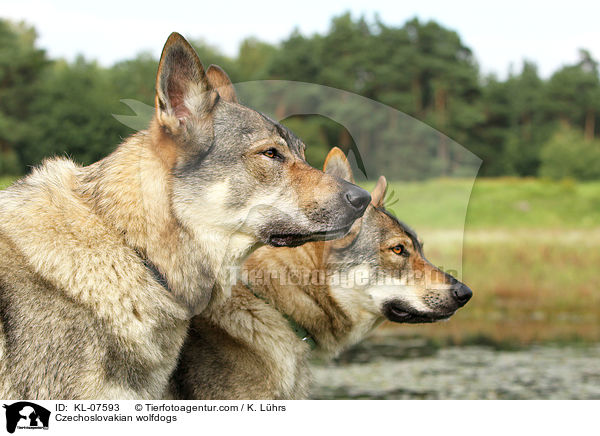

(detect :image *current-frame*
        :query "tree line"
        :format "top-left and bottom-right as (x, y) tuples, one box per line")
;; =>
(1, 13), (599, 179)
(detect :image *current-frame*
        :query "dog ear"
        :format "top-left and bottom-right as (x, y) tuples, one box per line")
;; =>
(206, 64), (238, 104)
(323, 147), (354, 183)
(155, 32), (217, 133)
(370, 175), (387, 208)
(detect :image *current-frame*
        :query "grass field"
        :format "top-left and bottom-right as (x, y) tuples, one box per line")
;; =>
(366, 177), (600, 230)
(1, 174), (598, 345)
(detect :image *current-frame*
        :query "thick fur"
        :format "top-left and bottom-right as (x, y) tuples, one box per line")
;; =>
(0, 146), (188, 399)
(170, 149), (473, 400)
(0, 34), (369, 399)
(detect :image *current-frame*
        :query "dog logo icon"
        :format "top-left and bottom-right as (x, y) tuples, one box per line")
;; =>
(3, 402), (50, 433)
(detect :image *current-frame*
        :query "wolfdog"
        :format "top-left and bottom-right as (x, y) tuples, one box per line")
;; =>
(170, 148), (472, 399)
(0, 34), (370, 399)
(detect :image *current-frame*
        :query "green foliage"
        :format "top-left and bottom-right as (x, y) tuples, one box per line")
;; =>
(545, 50), (600, 137)
(1, 14), (600, 179)
(23, 57), (130, 168)
(539, 126), (600, 180)
(189, 39), (239, 81)
(265, 14), (486, 179)
(280, 114), (361, 170)
(281, 115), (332, 168)
(0, 19), (48, 174)
(237, 37), (277, 80)
(110, 52), (157, 105)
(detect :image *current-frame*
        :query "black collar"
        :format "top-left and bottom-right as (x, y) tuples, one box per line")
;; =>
(135, 249), (172, 293)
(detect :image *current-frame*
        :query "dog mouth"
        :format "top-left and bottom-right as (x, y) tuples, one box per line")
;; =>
(268, 224), (353, 247)
(383, 300), (454, 324)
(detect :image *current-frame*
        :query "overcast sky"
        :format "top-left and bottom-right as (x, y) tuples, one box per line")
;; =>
(3, 0), (598, 78)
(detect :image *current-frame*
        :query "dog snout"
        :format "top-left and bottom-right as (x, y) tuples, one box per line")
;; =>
(343, 184), (371, 215)
(451, 283), (473, 307)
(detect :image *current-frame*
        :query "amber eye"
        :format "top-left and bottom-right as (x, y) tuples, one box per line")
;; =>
(391, 244), (406, 256)
(262, 148), (278, 158)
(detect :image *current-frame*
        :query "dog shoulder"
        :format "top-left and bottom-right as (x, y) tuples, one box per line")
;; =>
(0, 157), (183, 331)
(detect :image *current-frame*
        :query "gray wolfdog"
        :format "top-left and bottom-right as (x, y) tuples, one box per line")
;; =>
(169, 148), (472, 399)
(0, 33), (370, 399)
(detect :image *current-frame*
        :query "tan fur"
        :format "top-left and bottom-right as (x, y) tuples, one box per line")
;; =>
(0, 132), (196, 398)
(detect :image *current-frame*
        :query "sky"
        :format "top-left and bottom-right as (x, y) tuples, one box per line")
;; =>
(3, 0), (599, 79)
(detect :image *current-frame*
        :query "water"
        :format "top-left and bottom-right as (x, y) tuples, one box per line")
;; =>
(309, 335), (600, 399)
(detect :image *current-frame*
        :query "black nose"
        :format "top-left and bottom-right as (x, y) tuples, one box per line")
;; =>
(344, 185), (371, 213)
(451, 283), (473, 307)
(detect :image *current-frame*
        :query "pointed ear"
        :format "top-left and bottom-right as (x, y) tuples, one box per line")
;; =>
(155, 32), (216, 132)
(323, 147), (354, 182)
(206, 64), (238, 104)
(370, 176), (387, 208)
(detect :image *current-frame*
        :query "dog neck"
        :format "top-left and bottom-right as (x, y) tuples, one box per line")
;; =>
(241, 280), (317, 350)
(206, 242), (360, 355)
(77, 126), (259, 317)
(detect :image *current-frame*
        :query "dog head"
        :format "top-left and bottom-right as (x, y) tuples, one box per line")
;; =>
(152, 33), (370, 248)
(324, 150), (472, 327)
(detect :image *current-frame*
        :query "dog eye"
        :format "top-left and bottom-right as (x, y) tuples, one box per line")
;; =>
(391, 244), (406, 256)
(262, 148), (278, 159)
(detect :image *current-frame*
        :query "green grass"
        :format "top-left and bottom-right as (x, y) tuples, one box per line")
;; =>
(0, 177), (15, 190)
(466, 178), (600, 229)
(361, 177), (600, 230)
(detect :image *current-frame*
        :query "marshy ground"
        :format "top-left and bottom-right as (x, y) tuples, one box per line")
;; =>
(310, 334), (600, 399)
